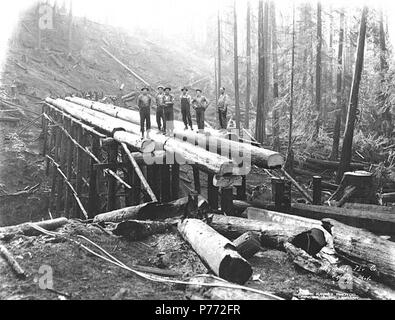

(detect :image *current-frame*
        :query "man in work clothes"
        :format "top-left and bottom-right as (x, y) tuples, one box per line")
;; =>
(163, 87), (175, 135)
(155, 85), (165, 131)
(136, 87), (152, 137)
(217, 87), (229, 129)
(180, 87), (193, 130)
(192, 89), (210, 131)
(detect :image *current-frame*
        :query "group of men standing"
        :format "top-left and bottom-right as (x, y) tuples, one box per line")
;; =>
(136, 85), (230, 137)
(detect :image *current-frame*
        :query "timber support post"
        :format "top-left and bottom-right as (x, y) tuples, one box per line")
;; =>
(312, 175), (322, 205)
(193, 166), (201, 194)
(221, 187), (234, 215)
(236, 176), (247, 200)
(88, 135), (100, 218)
(106, 141), (118, 211)
(161, 164), (171, 202)
(208, 173), (219, 209)
(171, 164), (180, 200)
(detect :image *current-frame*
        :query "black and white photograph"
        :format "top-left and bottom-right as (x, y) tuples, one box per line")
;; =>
(0, 0), (394, 304)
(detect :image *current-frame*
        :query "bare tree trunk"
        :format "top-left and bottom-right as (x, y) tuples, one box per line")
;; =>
(337, 7), (368, 183)
(314, 2), (322, 139)
(245, 0), (251, 129)
(286, 3), (296, 171)
(271, 1), (280, 152)
(330, 11), (344, 160)
(217, 8), (222, 92)
(68, 0), (73, 54)
(234, 0), (240, 129)
(255, 0), (265, 143)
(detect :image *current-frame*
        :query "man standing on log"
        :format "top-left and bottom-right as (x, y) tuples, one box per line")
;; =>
(155, 85), (165, 132)
(163, 87), (175, 135)
(192, 89), (210, 132)
(217, 87), (229, 129)
(137, 87), (152, 137)
(180, 87), (193, 130)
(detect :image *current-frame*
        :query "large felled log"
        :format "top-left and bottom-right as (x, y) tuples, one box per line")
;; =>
(178, 219), (252, 284)
(45, 98), (155, 153)
(209, 214), (307, 250)
(186, 275), (282, 300)
(57, 98), (234, 176)
(284, 242), (395, 300)
(93, 196), (208, 223)
(382, 192), (395, 203)
(291, 203), (395, 235)
(66, 97), (283, 169)
(66, 96), (237, 140)
(343, 202), (395, 214)
(111, 220), (172, 241)
(305, 158), (366, 170)
(0, 218), (68, 239)
(323, 218), (395, 289)
(245, 207), (321, 229)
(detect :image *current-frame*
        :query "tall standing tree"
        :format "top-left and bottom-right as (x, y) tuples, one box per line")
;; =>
(377, 10), (392, 137)
(233, 0), (240, 129)
(330, 10), (345, 160)
(337, 7), (368, 182)
(217, 7), (222, 94)
(314, 2), (322, 139)
(245, 0), (251, 129)
(286, 3), (296, 172)
(68, 0), (73, 55)
(271, 1), (280, 151)
(255, 0), (266, 143)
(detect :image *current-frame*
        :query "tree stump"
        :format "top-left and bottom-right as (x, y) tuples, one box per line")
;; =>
(329, 171), (378, 206)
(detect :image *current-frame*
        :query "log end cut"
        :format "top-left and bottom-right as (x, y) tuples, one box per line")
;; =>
(219, 253), (253, 285)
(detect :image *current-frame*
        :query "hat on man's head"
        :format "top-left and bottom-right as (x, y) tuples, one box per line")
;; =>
(164, 87), (172, 91)
(157, 85), (164, 90)
(141, 87), (149, 92)
(181, 87), (188, 92)
(195, 88), (202, 93)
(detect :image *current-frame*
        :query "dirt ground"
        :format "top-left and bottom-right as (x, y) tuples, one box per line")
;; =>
(0, 219), (359, 300)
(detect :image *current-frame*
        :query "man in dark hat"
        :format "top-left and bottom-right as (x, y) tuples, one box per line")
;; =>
(180, 87), (193, 130)
(163, 87), (174, 135)
(155, 85), (165, 131)
(136, 87), (152, 137)
(192, 89), (210, 131)
(217, 87), (229, 129)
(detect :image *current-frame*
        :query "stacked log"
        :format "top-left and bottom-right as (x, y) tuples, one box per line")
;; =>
(45, 98), (155, 153)
(65, 97), (284, 170)
(46, 98), (234, 176)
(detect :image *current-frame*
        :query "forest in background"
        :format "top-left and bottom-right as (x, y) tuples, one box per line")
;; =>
(192, 0), (394, 189)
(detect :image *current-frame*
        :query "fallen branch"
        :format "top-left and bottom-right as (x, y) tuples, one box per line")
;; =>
(121, 143), (157, 201)
(0, 217), (68, 240)
(0, 244), (26, 279)
(281, 168), (313, 203)
(0, 184), (40, 198)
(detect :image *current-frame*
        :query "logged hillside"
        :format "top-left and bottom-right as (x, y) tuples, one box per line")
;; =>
(1, 6), (214, 113)
(0, 6), (215, 227)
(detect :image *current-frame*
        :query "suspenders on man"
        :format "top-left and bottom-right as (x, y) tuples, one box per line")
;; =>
(180, 87), (193, 130)
(192, 89), (209, 131)
(137, 87), (152, 137)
